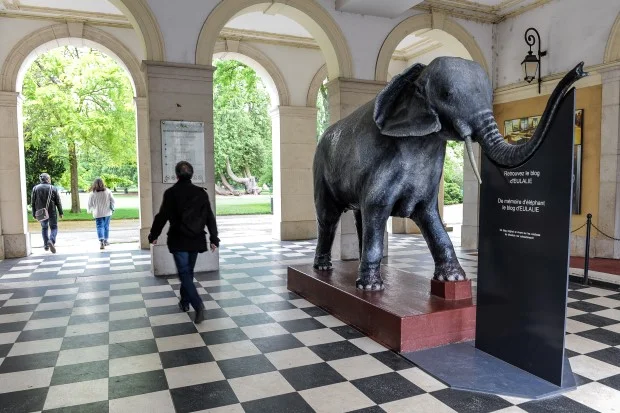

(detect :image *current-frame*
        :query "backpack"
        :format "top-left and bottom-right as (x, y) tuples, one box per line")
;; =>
(179, 188), (209, 238)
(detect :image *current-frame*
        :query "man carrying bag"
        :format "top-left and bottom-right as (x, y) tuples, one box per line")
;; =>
(148, 161), (219, 324)
(31, 173), (63, 253)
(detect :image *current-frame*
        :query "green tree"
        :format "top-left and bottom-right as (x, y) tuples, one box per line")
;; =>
(316, 81), (329, 139)
(213, 60), (272, 186)
(22, 46), (136, 212)
(24, 142), (66, 203)
(443, 141), (464, 205)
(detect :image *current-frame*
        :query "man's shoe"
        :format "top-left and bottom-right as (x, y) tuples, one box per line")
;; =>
(178, 301), (189, 312)
(100, 240), (105, 250)
(104, 240), (110, 246)
(194, 308), (205, 324)
(47, 241), (56, 254)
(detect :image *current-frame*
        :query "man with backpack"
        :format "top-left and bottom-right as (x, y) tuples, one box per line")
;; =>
(31, 173), (63, 253)
(148, 161), (219, 324)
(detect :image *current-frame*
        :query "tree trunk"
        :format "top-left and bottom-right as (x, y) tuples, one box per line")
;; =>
(220, 173), (240, 196)
(215, 184), (231, 196)
(68, 141), (80, 213)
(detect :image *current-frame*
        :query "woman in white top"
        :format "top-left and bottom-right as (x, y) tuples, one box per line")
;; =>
(87, 178), (115, 249)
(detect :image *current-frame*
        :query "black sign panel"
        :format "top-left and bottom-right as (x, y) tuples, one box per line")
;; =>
(475, 90), (575, 386)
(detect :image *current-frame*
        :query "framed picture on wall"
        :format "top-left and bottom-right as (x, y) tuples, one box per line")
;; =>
(503, 109), (583, 214)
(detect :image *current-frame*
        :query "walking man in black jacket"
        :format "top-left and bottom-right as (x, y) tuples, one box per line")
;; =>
(31, 173), (63, 253)
(148, 161), (219, 324)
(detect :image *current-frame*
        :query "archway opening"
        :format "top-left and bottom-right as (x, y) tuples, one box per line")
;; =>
(19, 44), (141, 253)
(386, 29), (475, 243)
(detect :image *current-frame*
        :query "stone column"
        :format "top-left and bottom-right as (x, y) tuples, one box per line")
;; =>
(0, 92), (30, 258)
(461, 143), (481, 249)
(271, 106), (318, 240)
(596, 65), (620, 258)
(143, 62), (218, 275)
(135, 97), (153, 249)
(327, 78), (387, 260)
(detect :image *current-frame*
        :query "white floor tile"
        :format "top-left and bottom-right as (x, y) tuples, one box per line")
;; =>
(248, 294), (285, 304)
(266, 347), (323, 370)
(0, 367), (54, 394)
(8, 337), (63, 356)
(208, 340), (261, 361)
(145, 297), (180, 308)
(72, 304), (109, 316)
(110, 294), (143, 304)
(156, 333), (205, 352)
(289, 299), (314, 308)
(149, 313), (192, 327)
(65, 321), (109, 337)
(44, 287), (79, 296)
(109, 327), (154, 344)
(566, 318), (598, 333)
(109, 353), (162, 377)
(4, 297), (42, 306)
(300, 382), (374, 413)
(43, 378), (108, 410)
(267, 309), (311, 322)
(110, 282), (140, 290)
(140, 285), (173, 294)
(565, 333), (610, 354)
(315, 315), (346, 328)
(241, 323), (288, 339)
(195, 317), (237, 333)
(565, 382), (620, 413)
(293, 328), (345, 346)
(228, 371), (295, 403)
(76, 291), (109, 300)
(109, 390), (175, 413)
(593, 309), (620, 322)
(0, 331), (20, 345)
(328, 354), (392, 380)
(56, 345), (109, 366)
(24, 316), (70, 331)
(569, 355), (620, 380)
(398, 367), (448, 392)
(165, 361), (225, 388)
(0, 312), (33, 324)
(381, 394), (457, 413)
(224, 305), (263, 317)
(109, 308), (148, 321)
(233, 282), (264, 291)
(35, 301), (75, 312)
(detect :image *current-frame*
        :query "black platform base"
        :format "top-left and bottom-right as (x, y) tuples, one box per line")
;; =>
(403, 342), (577, 399)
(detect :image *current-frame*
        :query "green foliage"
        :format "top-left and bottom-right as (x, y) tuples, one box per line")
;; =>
(213, 60), (272, 185)
(24, 143), (66, 203)
(444, 141), (464, 205)
(22, 46), (136, 210)
(216, 202), (271, 216)
(27, 208), (138, 222)
(316, 81), (329, 139)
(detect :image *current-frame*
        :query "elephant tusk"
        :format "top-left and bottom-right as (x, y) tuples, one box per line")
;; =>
(464, 136), (482, 185)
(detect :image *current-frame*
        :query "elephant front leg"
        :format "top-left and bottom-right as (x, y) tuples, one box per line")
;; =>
(413, 207), (466, 282)
(357, 209), (388, 291)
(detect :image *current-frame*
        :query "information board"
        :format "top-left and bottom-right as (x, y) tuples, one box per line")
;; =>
(476, 90), (576, 386)
(161, 120), (205, 183)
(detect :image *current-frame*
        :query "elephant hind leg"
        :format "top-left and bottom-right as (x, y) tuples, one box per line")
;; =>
(314, 189), (342, 271)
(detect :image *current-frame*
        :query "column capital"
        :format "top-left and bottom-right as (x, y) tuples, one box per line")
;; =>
(326, 77), (387, 94)
(0, 91), (21, 107)
(271, 105), (317, 119)
(142, 61), (215, 82)
(598, 61), (620, 82)
(134, 96), (148, 109)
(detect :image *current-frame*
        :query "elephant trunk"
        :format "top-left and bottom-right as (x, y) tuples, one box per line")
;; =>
(476, 62), (587, 169)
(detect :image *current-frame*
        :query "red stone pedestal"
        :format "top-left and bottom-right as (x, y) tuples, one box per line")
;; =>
(431, 279), (473, 300)
(287, 262), (476, 352)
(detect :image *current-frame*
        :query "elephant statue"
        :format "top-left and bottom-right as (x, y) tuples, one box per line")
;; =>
(313, 57), (586, 291)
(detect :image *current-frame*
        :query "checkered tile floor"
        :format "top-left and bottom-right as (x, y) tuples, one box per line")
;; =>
(0, 235), (618, 412)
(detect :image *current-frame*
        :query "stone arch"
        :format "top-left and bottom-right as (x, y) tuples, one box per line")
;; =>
(214, 41), (290, 107)
(1, 24), (146, 97)
(604, 12), (620, 63)
(109, 0), (165, 61)
(307, 64), (328, 108)
(375, 13), (489, 82)
(196, 0), (353, 80)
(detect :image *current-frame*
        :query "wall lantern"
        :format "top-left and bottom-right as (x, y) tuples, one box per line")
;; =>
(521, 27), (547, 94)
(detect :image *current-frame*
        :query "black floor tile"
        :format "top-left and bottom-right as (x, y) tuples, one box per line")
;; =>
(0, 351), (58, 373)
(204, 285), (237, 293)
(0, 343), (12, 358)
(16, 326), (66, 342)
(243, 288), (276, 297)
(68, 313), (109, 325)
(565, 349), (580, 358)
(309, 341), (366, 362)
(0, 387), (49, 413)
(519, 395), (599, 413)
(159, 346), (214, 369)
(0, 305), (37, 314)
(218, 354), (276, 379)
(109, 316), (150, 331)
(302, 307), (329, 317)
(146, 305), (182, 317)
(201, 328), (248, 345)
(50, 360), (109, 385)
(431, 388), (512, 413)
(30, 308), (73, 320)
(170, 381), (239, 413)
(61, 333), (109, 350)
(570, 314), (620, 328)
(204, 308), (229, 319)
(142, 290), (177, 300)
(567, 291), (599, 301)
(108, 369), (169, 399)
(280, 362), (347, 391)
(216, 297), (253, 308)
(256, 301), (297, 312)
(587, 346), (620, 367)
(109, 301), (146, 312)
(0, 321), (28, 334)
(242, 392), (314, 413)
(231, 313), (275, 327)
(599, 373), (620, 391)
(573, 373), (592, 386)
(109, 288), (141, 297)
(39, 294), (76, 303)
(74, 297), (109, 307)
(371, 351), (415, 371)
(109, 339), (158, 359)
(152, 322), (197, 338)
(348, 407), (386, 413)
(43, 401), (110, 413)
(331, 325), (365, 340)
(252, 334), (305, 354)
(567, 301), (609, 313)
(577, 328), (620, 346)
(279, 318), (325, 333)
(352, 372), (424, 404)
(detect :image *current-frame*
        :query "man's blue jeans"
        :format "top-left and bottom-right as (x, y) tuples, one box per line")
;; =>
(41, 213), (58, 247)
(95, 216), (111, 240)
(172, 251), (202, 312)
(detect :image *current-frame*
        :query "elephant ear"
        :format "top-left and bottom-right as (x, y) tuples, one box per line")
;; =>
(374, 63), (440, 137)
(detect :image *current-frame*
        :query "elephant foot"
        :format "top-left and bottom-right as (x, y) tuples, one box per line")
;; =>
(356, 267), (384, 291)
(433, 261), (467, 282)
(314, 253), (332, 271)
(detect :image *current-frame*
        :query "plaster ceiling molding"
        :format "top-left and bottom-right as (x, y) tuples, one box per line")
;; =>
(415, 0), (553, 23)
(335, 0), (425, 18)
(219, 28), (320, 50)
(393, 34), (443, 61)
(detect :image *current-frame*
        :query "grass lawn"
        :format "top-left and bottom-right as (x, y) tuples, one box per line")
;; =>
(216, 194), (272, 216)
(27, 208), (139, 223)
